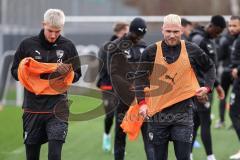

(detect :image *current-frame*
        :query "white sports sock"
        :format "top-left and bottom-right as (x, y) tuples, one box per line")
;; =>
(190, 153), (193, 160)
(207, 154), (216, 160)
(104, 133), (110, 138)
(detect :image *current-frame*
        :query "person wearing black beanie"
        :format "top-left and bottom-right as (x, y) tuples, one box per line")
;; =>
(129, 17), (147, 36)
(127, 17), (147, 44)
(106, 17), (153, 160)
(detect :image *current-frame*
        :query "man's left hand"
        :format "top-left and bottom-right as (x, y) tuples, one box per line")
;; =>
(216, 85), (225, 100)
(195, 87), (209, 103)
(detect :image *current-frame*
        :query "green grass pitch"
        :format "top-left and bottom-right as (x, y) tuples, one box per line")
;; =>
(0, 93), (239, 160)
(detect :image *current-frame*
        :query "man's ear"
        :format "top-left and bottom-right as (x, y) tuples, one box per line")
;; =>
(207, 23), (213, 29)
(180, 26), (184, 34)
(161, 26), (164, 34)
(206, 23), (213, 33)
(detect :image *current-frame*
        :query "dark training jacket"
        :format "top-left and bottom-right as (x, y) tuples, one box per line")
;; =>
(11, 29), (81, 111)
(189, 27), (220, 87)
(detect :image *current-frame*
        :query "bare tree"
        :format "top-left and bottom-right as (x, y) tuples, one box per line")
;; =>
(230, 0), (240, 15)
(123, 0), (232, 15)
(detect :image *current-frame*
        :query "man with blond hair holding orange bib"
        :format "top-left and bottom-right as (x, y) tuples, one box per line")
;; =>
(11, 9), (81, 160)
(135, 14), (216, 160)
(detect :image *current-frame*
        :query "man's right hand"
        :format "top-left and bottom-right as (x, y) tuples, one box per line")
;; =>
(139, 104), (148, 118)
(56, 63), (72, 75)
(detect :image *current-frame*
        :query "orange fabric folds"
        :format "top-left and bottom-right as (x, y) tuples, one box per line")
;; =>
(146, 40), (200, 116)
(18, 57), (74, 95)
(120, 103), (144, 141)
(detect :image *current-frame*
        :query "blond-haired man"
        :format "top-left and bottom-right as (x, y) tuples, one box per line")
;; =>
(11, 9), (81, 160)
(136, 14), (216, 160)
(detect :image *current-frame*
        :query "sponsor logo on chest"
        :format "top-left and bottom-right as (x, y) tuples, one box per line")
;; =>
(34, 50), (42, 60)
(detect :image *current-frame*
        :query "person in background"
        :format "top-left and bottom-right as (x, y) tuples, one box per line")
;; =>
(228, 16), (240, 160)
(109, 17), (154, 160)
(181, 18), (193, 41)
(189, 15), (226, 160)
(97, 22), (129, 152)
(215, 16), (240, 129)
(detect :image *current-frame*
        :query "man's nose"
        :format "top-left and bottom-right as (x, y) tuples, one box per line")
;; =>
(51, 32), (56, 38)
(169, 32), (175, 37)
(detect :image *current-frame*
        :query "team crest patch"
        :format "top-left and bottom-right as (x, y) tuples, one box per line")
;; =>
(56, 50), (64, 59)
(149, 132), (153, 141)
(24, 131), (28, 140)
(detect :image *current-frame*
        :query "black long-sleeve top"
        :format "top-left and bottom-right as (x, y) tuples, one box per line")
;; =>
(11, 29), (81, 111)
